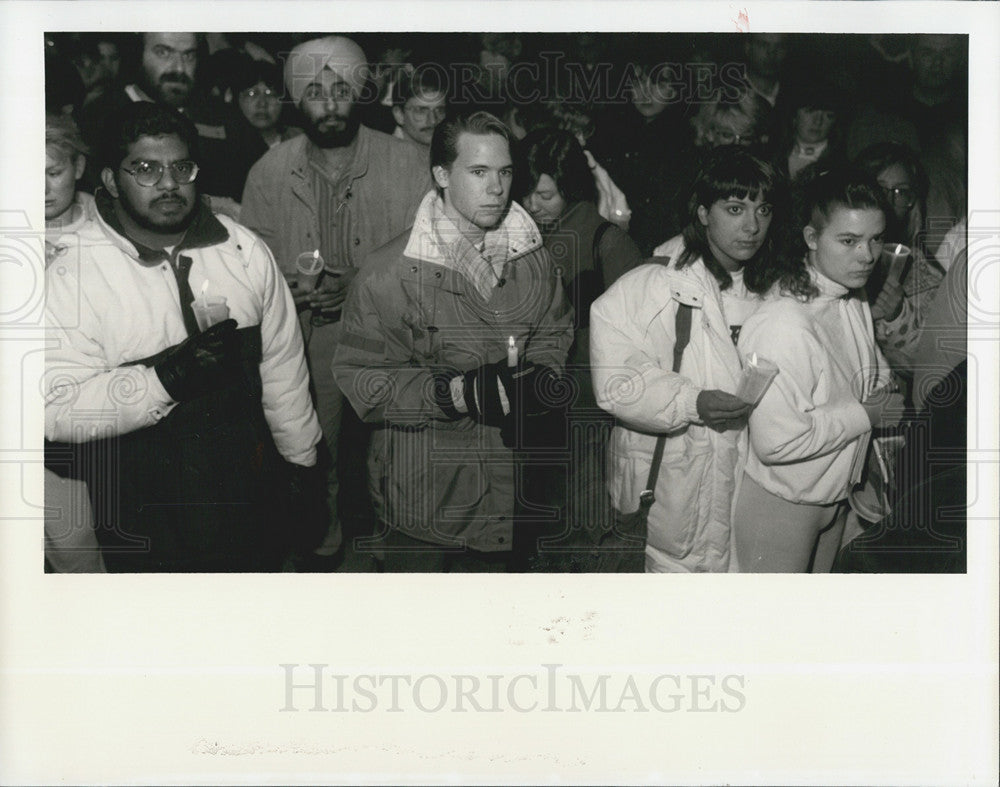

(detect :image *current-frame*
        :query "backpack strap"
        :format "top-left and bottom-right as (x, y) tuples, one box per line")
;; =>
(672, 301), (692, 375)
(640, 301), (693, 507)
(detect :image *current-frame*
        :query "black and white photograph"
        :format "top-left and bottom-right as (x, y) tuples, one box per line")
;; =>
(1, 1), (997, 783)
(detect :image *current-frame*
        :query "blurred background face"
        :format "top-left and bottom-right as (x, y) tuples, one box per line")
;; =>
(141, 32), (197, 107)
(630, 69), (676, 119)
(876, 162), (917, 223)
(523, 174), (567, 227)
(45, 147), (83, 222)
(912, 35), (962, 92)
(238, 82), (282, 132)
(394, 90), (446, 146)
(707, 113), (755, 147)
(98, 40), (121, 80)
(746, 33), (788, 79)
(793, 107), (836, 145)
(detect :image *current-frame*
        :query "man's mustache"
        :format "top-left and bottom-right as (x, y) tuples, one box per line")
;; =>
(159, 72), (193, 86)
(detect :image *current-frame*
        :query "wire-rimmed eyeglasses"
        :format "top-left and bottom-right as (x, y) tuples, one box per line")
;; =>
(120, 160), (199, 187)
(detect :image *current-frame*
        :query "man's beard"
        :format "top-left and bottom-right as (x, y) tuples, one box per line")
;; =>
(302, 108), (362, 149)
(116, 184), (197, 236)
(145, 71), (194, 107)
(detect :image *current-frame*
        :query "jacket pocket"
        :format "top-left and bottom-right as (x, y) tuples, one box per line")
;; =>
(644, 447), (712, 560)
(380, 427), (488, 540)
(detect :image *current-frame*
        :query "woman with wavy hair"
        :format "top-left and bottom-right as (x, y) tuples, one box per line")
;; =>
(590, 146), (781, 572)
(734, 169), (905, 572)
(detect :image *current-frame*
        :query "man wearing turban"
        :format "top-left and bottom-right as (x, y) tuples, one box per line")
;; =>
(242, 35), (433, 570)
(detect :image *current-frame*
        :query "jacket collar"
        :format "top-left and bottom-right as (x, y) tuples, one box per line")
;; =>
(403, 190), (543, 299)
(807, 261), (852, 300)
(291, 124), (371, 183)
(94, 187), (229, 266)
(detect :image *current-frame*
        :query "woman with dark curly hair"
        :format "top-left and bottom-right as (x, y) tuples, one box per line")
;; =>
(590, 146), (780, 572)
(734, 169), (905, 572)
(517, 128), (643, 563)
(852, 142), (944, 374)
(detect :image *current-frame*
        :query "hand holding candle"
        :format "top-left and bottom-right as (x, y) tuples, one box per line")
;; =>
(295, 249), (325, 293)
(883, 243), (912, 285)
(190, 280), (230, 332)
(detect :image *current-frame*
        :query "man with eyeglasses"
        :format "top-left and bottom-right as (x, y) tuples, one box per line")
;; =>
(241, 35), (431, 571)
(391, 68), (448, 159)
(44, 102), (324, 572)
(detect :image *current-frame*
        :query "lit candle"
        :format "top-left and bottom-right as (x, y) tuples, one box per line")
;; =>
(507, 336), (518, 368)
(199, 279), (209, 307)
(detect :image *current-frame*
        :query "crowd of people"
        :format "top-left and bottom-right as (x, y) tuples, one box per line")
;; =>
(42, 31), (969, 573)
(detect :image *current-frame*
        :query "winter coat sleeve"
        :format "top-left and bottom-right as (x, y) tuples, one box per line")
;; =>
(523, 250), (575, 374)
(873, 250), (944, 373)
(597, 225), (645, 289)
(589, 265), (702, 433)
(332, 267), (446, 428)
(240, 159), (284, 268)
(242, 227), (321, 466)
(44, 265), (177, 442)
(740, 309), (872, 465)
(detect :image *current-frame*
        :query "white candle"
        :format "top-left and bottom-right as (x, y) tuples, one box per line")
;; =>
(199, 279), (209, 307)
(507, 336), (518, 368)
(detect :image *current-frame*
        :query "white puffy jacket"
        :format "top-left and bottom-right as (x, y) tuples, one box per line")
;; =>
(739, 268), (891, 505)
(44, 200), (321, 466)
(590, 236), (754, 572)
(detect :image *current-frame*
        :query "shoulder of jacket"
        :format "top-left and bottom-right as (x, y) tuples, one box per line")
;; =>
(365, 126), (421, 157)
(366, 229), (411, 268)
(215, 216), (269, 255)
(744, 295), (815, 335)
(611, 259), (708, 309)
(247, 136), (305, 178)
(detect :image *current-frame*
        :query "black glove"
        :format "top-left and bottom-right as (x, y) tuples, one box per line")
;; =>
(502, 363), (571, 450)
(154, 319), (241, 402)
(285, 461), (329, 552)
(507, 363), (567, 417)
(460, 358), (514, 428)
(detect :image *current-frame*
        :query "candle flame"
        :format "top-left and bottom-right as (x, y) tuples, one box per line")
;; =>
(508, 336), (515, 348)
(313, 249), (320, 260)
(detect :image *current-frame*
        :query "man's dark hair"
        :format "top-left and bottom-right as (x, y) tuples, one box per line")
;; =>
(430, 110), (513, 182)
(391, 65), (447, 108)
(99, 100), (200, 172)
(518, 128), (597, 206)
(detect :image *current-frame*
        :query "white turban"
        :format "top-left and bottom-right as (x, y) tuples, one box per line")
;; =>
(284, 36), (370, 105)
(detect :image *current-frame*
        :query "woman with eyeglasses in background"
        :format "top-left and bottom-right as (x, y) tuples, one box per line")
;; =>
(852, 142), (944, 376)
(234, 56), (302, 154)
